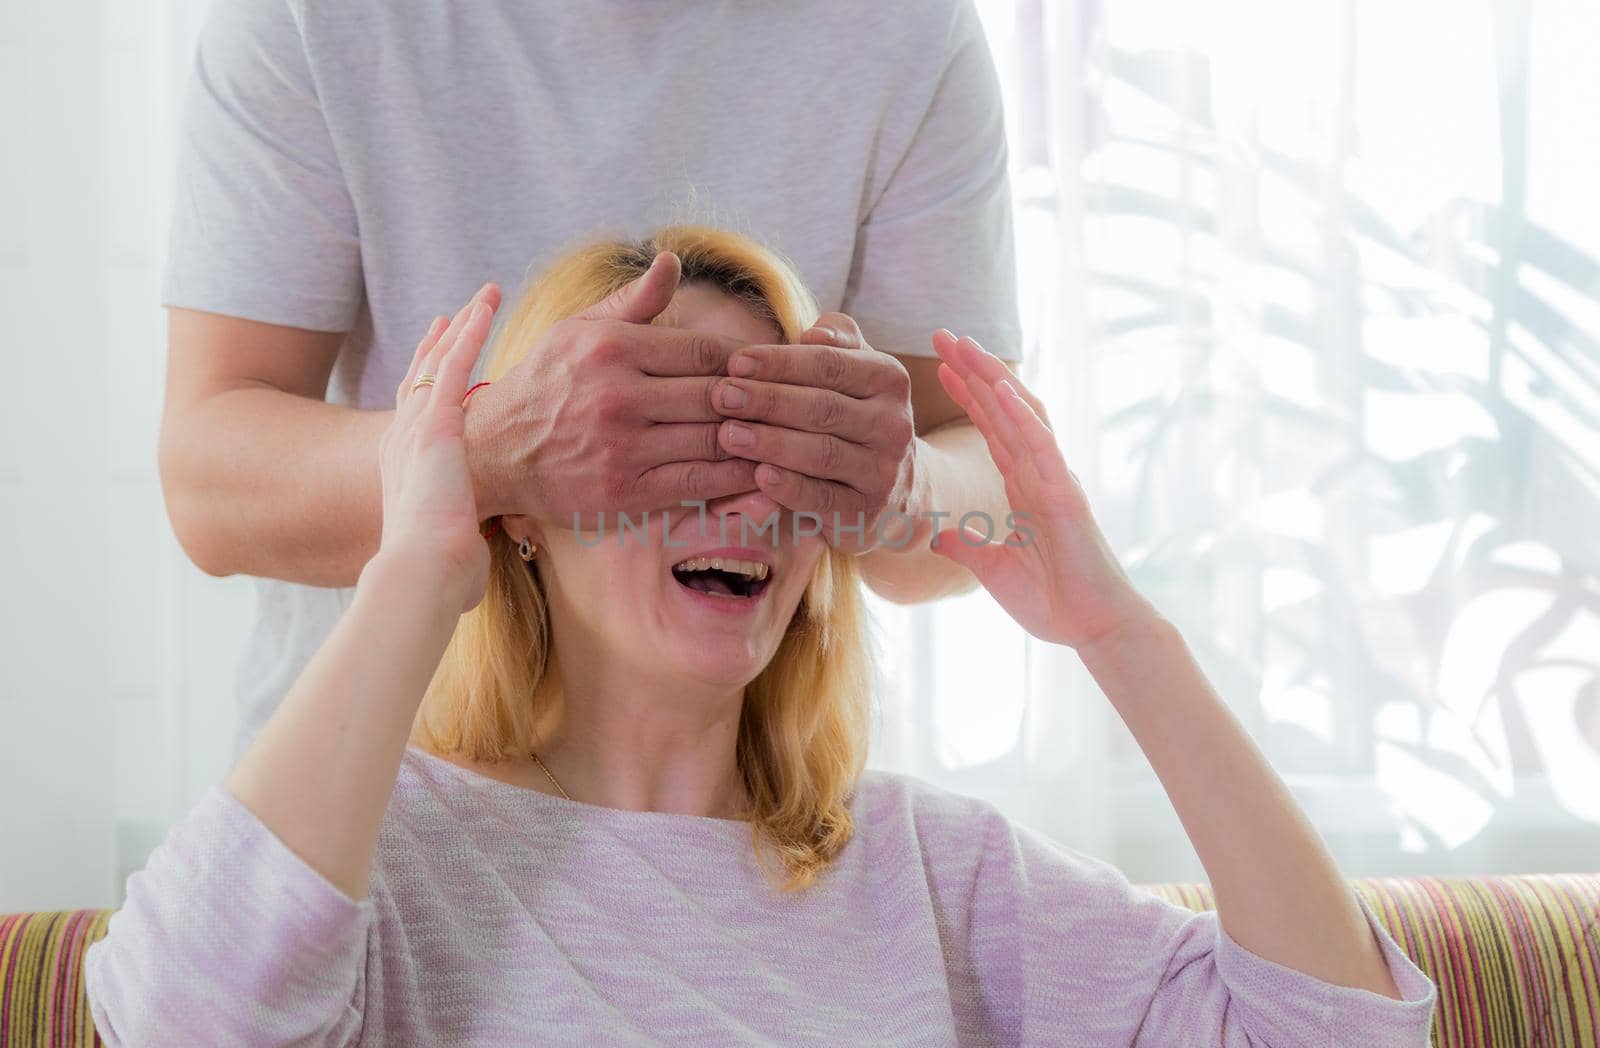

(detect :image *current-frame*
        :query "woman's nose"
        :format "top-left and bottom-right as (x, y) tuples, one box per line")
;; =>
(703, 487), (784, 538)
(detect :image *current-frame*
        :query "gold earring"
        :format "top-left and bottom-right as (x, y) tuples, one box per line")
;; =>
(519, 537), (538, 561)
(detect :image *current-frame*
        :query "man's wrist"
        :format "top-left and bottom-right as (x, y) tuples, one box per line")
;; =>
(463, 392), (508, 519)
(873, 438), (935, 553)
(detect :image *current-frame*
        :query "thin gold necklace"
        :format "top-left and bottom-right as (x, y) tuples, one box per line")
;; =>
(531, 752), (749, 819)
(530, 750), (571, 800)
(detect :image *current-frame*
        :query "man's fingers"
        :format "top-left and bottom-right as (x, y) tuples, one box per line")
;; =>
(637, 458), (761, 505)
(799, 311), (864, 348)
(710, 378), (876, 443)
(751, 463), (862, 522)
(725, 343), (882, 397)
(637, 423), (731, 464)
(627, 325), (751, 377)
(578, 251), (681, 324)
(716, 420), (877, 486)
(636, 377), (724, 423)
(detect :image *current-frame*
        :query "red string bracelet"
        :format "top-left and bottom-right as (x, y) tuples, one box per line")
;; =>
(465, 382), (501, 538)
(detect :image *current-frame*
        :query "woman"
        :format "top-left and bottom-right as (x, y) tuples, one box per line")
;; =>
(85, 227), (1436, 1045)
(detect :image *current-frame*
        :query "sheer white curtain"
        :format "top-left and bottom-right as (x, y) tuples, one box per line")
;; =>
(4, 0), (1596, 914)
(867, 0), (1600, 881)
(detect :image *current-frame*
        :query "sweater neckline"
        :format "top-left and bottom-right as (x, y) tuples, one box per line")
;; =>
(403, 744), (757, 832)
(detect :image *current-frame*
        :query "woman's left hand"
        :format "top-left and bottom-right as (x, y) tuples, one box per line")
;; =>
(927, 330), (1157, 650)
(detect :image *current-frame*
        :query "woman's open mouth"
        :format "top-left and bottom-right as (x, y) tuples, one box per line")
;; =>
(670, 555), (773, 601)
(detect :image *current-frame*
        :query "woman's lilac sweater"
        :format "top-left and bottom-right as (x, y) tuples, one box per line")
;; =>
(85, 745), (1436, 1045)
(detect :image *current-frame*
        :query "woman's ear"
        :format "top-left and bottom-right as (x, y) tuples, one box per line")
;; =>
(495, 512), (545, 549)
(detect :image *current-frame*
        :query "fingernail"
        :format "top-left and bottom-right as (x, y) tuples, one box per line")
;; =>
(719, 382), (748, 410)
(724, 422), (753, 447)
(814, 325), (843, 343)
(729, 355), (758, 378)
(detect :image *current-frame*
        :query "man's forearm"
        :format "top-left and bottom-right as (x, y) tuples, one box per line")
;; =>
(1078, 613), (1402, 997)
(161, 387), (390, 586)
(163, 380), (512, 587)
(859, 422), (1006, 603)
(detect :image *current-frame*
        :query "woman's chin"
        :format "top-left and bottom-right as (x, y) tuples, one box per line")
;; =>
(658, 640), (772, 690)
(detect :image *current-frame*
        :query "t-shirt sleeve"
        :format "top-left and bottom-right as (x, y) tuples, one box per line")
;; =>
(84, 785), (374, 1047)
(960, 804), (1437, 1046)
(843, 0), (1022, 362)
(162, 0), (363, 332)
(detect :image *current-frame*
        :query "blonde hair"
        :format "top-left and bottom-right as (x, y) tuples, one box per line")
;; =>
(409, 225), (875, 893)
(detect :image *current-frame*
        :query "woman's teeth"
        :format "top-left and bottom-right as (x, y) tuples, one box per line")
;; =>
(670, 556), (774, 600)
(671, 556), (769, 580)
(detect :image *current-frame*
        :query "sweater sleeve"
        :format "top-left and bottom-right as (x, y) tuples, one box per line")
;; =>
(84, 784), (376, 1047)
(961, 804), (1437, 1047)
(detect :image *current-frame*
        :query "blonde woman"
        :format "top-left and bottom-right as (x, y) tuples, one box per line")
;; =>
(85, 227), (1436, 1045)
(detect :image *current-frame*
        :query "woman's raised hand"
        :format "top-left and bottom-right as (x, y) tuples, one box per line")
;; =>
(928, 330), (1157, 650)
(377, 283), (501, 613)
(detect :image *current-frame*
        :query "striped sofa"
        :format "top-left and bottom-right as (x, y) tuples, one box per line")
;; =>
(1143, 875), (1600, 1047)
(3, 875), (1596, 1046)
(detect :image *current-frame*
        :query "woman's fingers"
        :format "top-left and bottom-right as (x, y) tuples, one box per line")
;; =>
(399, 282), (499, 415)
(994, 378), (1074, 494)
(996, 379), (1058, 456)
(932, 331), (1013, 467)
(952, 349), (1028, 467)
(397, 315), (450, 410)
(430, 297), (495, 408)
(418, 291), (482, 386)
(935, 328), (1052, 434)
(952, 332), (1053, 427)
(933, 328), (1081, 513)
(930, 524), (1013, 583)
(936, 361), (1014, 474)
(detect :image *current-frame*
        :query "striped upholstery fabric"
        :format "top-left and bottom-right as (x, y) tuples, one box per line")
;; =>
(2, 875), (1595, 1046)
(0, 910), (111, 1048)
(1146, 874), (1600, 1047)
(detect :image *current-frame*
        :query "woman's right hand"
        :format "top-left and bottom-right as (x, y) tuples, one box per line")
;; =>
(376, 284), (500, 613)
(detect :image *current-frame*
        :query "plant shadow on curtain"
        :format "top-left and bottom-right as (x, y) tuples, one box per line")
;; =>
(866, 0), (1600, 883)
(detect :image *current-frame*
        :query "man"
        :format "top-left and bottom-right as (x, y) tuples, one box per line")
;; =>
(159, 0), (1024, 753)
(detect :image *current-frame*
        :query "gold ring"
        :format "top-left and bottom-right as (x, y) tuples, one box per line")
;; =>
(411, 373), (438, 393)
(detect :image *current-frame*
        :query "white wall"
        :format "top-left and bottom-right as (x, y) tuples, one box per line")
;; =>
(1, 0), (244, 913)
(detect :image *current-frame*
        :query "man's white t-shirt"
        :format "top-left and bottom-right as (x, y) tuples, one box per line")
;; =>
(163, 0), (1022, 754)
